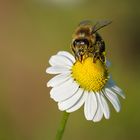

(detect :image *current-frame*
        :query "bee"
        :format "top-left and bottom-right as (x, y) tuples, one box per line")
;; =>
(71, 20), (112, 63)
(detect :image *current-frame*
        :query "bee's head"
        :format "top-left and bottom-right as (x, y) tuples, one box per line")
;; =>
(71, 25), (95, 61)
(71, 38), (90, 61)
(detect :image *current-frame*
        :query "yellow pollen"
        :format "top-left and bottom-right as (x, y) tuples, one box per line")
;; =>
(72, 57), (108, 92)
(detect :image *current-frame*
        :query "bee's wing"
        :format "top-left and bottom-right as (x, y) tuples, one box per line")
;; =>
(92, 20), (112, 33)
(78, 20), (92, 26)
(78, 20), (112, 32)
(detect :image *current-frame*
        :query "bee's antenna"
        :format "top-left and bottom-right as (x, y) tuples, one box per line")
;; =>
(92, 20), (112, 33)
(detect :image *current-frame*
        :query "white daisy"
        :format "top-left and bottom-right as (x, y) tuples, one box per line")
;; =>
(46, 51), (125, 122)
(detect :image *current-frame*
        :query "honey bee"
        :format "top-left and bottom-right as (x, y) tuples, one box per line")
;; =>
(71, 20), (112, 63)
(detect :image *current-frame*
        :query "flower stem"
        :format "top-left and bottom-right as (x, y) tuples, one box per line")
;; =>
(55, 112), (70, 140)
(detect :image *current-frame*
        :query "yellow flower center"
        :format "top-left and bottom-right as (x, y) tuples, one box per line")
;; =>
(72, 57), (108, 92)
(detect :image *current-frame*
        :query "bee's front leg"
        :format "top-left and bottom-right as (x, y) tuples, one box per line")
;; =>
(93, 52), (100, 63)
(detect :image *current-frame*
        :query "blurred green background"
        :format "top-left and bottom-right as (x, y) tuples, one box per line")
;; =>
(0, 0), (140, 140)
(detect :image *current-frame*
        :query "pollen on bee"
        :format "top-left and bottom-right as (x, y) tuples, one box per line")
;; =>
(72, 57), (108, 92)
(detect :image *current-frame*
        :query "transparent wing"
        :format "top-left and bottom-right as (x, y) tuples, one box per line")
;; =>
(78, 19), (112, 33)
(92, 20), (112, 33)
(78, 20), (92, 26)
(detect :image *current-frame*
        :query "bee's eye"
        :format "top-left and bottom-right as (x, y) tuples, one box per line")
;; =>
(73, 39), (89, 46)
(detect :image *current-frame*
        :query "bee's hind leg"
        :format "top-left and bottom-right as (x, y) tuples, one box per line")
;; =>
(93, 52), (99, 63)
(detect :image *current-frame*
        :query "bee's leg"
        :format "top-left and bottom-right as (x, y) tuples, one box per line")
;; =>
(100, 54), (105, 63)
(95, 40), (105, 63)
(93, 52), (100, 63)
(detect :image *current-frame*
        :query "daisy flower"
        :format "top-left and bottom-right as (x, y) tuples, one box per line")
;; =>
(46, 51), (125, 122)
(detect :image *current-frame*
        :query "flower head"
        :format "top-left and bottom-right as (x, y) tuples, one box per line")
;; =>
(46, 51), (125, 122)
(72, 57), (108, 91)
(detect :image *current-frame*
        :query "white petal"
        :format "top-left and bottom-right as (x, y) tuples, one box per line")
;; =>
(84, 92), (97, 120)
(46, 66), (71, 74)
(47, 73), (71, 87)
(111, 85), (126, 99)
(58, 88), (84, 111)
(106, 79), (125, 99)
(84, 93), (90, 120)
(104, 88), (121, 112)
(66, 91), (88, 113)
(49, 55), (73, 67)
(96, 92), (110, 119)
(93, 96), (103, 122)
(50, 78), (79, 102)
(57, 51), (75, 63)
